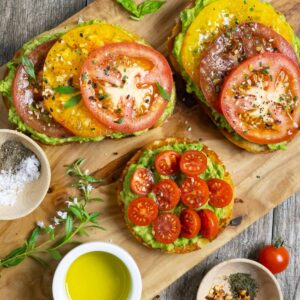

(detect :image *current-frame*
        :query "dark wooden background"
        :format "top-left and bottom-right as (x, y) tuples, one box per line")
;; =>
(1, 1), (299, 299)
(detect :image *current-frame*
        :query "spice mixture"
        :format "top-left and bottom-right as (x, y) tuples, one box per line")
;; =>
(0, 140), (40, 206)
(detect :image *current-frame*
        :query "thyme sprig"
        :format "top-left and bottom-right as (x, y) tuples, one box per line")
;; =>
(0, 159), (104, 268)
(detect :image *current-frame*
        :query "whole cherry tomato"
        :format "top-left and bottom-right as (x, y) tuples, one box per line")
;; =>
(258, 238), (290, 274)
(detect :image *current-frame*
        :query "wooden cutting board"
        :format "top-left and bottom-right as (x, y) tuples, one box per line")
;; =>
(0, 0), (299, 299)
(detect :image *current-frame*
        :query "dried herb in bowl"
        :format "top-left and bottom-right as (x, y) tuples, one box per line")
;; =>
(228, 273), (258, 299)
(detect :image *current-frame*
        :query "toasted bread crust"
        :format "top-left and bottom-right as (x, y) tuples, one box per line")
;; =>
(167, 1), (282, 153)
(117, 138), (234, 253)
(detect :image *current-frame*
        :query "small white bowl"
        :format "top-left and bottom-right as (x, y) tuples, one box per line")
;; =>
(0, 129), (51, 220)
(197, 258), (283, 300)
(52, 241), (142, 300)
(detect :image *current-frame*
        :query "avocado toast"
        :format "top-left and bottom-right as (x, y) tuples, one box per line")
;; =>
(0, 21), (176, 145)
(118, 138), (234, 253)
(168, 0), (300, 153)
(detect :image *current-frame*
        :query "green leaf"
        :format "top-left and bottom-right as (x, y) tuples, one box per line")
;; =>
(1, 256), (25, 267)
(83, 174), (103, 183)
(53, 86), (80, 94)
(89, 211), (101, 222)
(77, 228), (90, 237)
(21, 55), (36, 81)
(68, 206), (83, 220)
(116, 0), (139, 17)
(1, 246), (26, 261)
(89, 197), (104, 202)
(114, 117), (124, 124)
(63, 94), (82, 108)
(27, 227), (41, 250)
(47, 249), (62, 260)
(138, 0), (166, 17)
(65, 216), (73, 239)
(156, 82), (170, 101)
(86, 224), (105, 230)
(29, 255), (49, 268)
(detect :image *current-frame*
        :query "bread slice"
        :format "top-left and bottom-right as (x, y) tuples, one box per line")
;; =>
(117, 137), (234, 253)
(167, 2), (279, 153)
(1, 24), (176, 144)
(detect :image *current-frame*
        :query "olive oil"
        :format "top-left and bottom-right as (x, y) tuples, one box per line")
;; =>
(65, 251), (131, 300)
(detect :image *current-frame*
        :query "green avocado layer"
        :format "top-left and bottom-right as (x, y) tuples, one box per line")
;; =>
(0, 21), (176, 144)
(120, 142), (232, 251)
(172, 0), (300, 151)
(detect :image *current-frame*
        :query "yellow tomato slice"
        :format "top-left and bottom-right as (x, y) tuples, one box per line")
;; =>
(43, 23), (137, 137)
(181, 0), (297, 83)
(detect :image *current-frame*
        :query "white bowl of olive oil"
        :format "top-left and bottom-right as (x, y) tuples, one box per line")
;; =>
(52, 242), (142, 300)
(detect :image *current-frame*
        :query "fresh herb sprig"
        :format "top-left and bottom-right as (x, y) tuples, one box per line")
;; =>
(21, 55), (36, 82)
(156, 82), (170, 101)
(0, 159), (104, 268)
(52, 85), (82, 108)
(116, 0), (166, 21)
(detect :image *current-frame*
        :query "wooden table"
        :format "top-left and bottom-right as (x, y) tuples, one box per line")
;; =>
(1, 1), (299, 299)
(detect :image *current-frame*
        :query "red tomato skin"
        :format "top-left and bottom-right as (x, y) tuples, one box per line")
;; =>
(154, 150), (181, 175)
(180, 208), (201, 239)
(152, 213), (181, 244)
(180, 150), (207, 177)
(128, 197), (158, 226)
(198, 209), (219, 240)
(220, 52), (300, 144)
(80, 42), (173, 133)
(180, 177), (209, 209)
(153, 179), (181, 211)
(259, 245), (290, 274)
(207, 178), (233, 208)
(130, 168), (154, 195)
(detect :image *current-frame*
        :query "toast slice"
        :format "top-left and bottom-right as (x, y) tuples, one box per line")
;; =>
(117, 137), (234, 253)
(167, 1), (277, 153)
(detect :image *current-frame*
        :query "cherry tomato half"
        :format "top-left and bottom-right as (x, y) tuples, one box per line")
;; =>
(180, 150), (207, 176)
(198, 209), (219, 240)
(152, 213), (181, 244)
(130, 168), (154, 195)
(128, 197), (158, 226)
(154, 150), (181, 175)
(153, 179), (181, 211)
(207, 178), (233, 208)
(180, 208), (201, 239)
(180, 177), (209, 209)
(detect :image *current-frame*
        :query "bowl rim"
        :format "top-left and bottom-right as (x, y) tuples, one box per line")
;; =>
(52, 241), (142, 300)
(196, 258), (283, 300)
(0, 129), (51, 220)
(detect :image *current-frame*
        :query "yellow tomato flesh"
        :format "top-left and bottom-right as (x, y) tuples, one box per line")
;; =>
(181, 0), (297, 83)
(43, 23), (137, 137)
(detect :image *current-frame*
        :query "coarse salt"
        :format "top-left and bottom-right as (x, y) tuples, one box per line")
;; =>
(0, 155), (40, 206)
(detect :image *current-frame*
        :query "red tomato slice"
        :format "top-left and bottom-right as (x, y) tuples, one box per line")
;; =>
(128, 197), (158, 226)
(180, 177), (209, 209)
(199, 22), (299, 112)
(221, 53), (300, 144)
(130, 168), (154, 195)
(152, 213), (181, 244)
(180, 150), (207, 176)
(80, 42), (173, 133)
(180, 208), (201, 239)
(207, 178), (233, 208)
(198, 209), (219, 240)
(154, 150), (181, 175)
(12, 40), (71, 138)
(153, 179), (181, 211)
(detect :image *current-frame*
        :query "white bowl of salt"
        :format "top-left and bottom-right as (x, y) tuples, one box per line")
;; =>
(0, 129), (51, 220)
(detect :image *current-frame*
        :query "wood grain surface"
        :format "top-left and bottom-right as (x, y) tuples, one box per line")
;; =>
(0, 1), (300, 299)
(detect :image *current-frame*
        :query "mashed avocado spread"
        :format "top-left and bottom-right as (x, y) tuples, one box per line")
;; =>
(0, 21), (175, 144)
(120, 142), (232, 251)
(172, 0), (300, 151)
